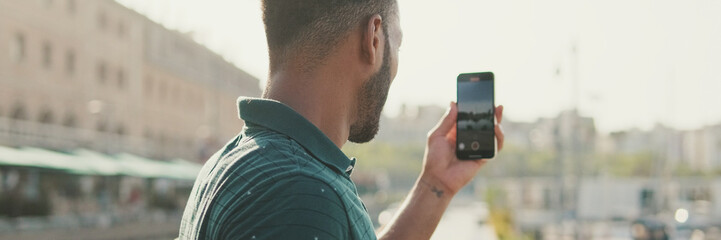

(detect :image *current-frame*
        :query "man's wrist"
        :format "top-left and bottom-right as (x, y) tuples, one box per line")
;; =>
(417, 173), (456, 199)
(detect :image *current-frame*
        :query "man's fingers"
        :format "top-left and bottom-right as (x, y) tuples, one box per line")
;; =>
(495, 105), (504, 124)
(495, 123), (504, 151)
(430, 102), (458, 139)
(491, 105), (504, 151)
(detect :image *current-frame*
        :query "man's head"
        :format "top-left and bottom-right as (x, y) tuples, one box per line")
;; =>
(262, 0), (402, 143)
(262, 0), (399, 72)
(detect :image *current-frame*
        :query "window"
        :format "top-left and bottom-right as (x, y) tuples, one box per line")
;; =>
(65, 50), (75, 76)
(42, 42), (53, 69)
(171, 85), (178, 102)
(171, 84), (178, 102)
(159, 132), (166, 145)
(38, 110), (54, 124)
(62, 114), (76, 128)
(115, 125), (125, 135)
(96, 120), (107, 132)
(118, 22), (126, 38)
(186, 89), (193, 105)
(97, 61), (107, 84)
(159, 80), (166, 101)
(117, 69), (125, 89)
(10, 33), (26, 63)
(10, 104), (27, 120)
(143, 129), (154, 142)
(144, 76), (153, 97)
(97, 12), (107, 30)
(66, 0), (76, 14)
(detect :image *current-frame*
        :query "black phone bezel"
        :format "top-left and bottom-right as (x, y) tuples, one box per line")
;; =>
(456, 72), (495, 160)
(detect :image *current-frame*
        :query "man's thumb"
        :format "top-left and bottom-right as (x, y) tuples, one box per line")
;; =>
(429, 102), (457, 138)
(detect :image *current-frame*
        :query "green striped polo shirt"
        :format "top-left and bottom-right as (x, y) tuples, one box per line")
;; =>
(178, 97), (376, 240)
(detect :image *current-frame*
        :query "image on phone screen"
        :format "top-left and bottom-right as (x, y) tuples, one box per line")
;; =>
(456, 72), (495, 159)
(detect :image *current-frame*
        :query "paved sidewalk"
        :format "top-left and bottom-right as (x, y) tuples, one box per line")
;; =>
(432, 198), (498, 240)
(0, 219), (180, 240)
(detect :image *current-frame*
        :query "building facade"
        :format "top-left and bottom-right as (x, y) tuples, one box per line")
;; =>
(0, 0), (261, 162)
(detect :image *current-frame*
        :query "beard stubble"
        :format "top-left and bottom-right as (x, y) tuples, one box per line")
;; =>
(348, 35), (393, 144)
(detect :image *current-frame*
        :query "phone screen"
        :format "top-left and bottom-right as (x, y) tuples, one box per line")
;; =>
(456, 72), (495, 160)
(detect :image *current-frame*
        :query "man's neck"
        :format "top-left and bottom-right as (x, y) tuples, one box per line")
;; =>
(263, 69), (356, 149)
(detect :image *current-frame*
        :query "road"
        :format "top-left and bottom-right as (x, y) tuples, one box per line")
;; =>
(431, 199), (498, 240)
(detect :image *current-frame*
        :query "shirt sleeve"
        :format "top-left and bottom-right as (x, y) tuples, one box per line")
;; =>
(215, 175), (350, 240)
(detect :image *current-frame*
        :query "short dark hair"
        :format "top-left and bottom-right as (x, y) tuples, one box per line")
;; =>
(262, 0), (398, 72)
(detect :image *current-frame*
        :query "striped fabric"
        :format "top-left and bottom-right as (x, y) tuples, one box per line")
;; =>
(178, 97), (376, 240)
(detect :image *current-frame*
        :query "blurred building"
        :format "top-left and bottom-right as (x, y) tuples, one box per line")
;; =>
(376, 104), (446, 144)
(0, 0), (261, 162)
(605, 123), (721, 171)
(681, 124), (721, 170)
(478, 176), (721, 239)
(510, 110), (596, 155)
(606, 128), (655, 154)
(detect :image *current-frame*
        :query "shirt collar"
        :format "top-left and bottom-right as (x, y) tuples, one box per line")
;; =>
(237, 97), (354, 176)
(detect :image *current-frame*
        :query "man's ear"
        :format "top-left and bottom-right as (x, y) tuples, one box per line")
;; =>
(362, 14), (384, 66)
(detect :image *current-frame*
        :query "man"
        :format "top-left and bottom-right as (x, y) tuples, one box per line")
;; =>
(179, 0), (505, 239)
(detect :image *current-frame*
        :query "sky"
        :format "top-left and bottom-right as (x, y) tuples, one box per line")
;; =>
(458, 81), (493, 113)
(115, 0), (721, 134)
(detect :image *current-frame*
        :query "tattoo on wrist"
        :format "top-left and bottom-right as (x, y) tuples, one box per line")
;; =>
(431, 186), (444, 198)
(419, 179), (444, 198)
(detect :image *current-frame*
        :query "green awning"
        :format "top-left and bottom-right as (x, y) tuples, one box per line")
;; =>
(70, 149), (126, 176)
(170, 158), (203, 180)
(0, 146), (202, 180)
(0, 146), (93, 174)
(114, 153), (200, 180)
(0, 145), (38, 168)
(20, 147), (96, 174)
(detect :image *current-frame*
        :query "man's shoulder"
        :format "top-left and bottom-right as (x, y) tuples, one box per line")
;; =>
(219, 128), (331, 176)
(205, 132), (353, 239)
(208, 173), (352, 239)
(210, 128), (347, 199)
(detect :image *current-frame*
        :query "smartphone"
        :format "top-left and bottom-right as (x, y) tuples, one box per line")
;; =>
(456, 72), (495, 160)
